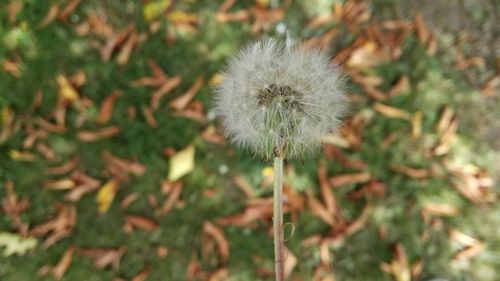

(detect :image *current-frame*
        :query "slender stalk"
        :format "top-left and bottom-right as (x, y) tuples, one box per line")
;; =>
(273, 153), (285, 281)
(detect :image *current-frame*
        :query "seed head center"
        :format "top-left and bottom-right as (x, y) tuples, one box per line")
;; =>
(257, 84), (304, 112)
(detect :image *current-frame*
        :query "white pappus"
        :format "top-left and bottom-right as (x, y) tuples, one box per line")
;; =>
(215, 38), (348, 160)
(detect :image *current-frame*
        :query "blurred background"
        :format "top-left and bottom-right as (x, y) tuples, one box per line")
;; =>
(0, 0), (499, 280)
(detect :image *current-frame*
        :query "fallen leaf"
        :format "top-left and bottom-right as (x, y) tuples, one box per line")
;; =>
(415, 12), (430, 45)
(160, 181), (183, 215)
(116, 30), (138, 65)
(2, 59), (21, 77)
(43, 179), (76, 190)
(203, 221), (230, 264)
(150, 76), (183, 110)
(57, 75), (79, 101)
(423, 202), (459, 217)
(391, 164), (429, 179)
(381, 244), (411, 281)
(45, 158), (79, 175)
(30, 205), (76, 249)
(52, 246), (74, 280)
(78, 126), (120, 142)
(232, 175), (255, 198)
(132, 266), (151, 281)
(306, 190), (334, 226)
(169, 76), (204, 111)
(102, 151), (146, 176)
(481, 74), (500, 96)
(58, 0), (81, 21)
(125, 215), (159, 232)
(142, 106), (158, 128)
(217, 201), (273, 227)
(284, 247), (297, 278)
(374, 103), (412, 120)
(346, 41), (382, 70)
(143, 0), (172, 22)
(330, 172), (371, 187)
(96, 90), (123, 124)
(97, 179), (120, 213)
(168, 145), (195, 181)
(9, 150), (36, 161)
(0, 232), (37, 256)
(78, 247), (127, 270)
(389, 76), (409, 96)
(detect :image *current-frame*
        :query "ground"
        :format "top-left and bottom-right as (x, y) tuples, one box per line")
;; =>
(0, 0), (499, 280)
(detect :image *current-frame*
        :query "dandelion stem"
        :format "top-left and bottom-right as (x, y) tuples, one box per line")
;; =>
(273, 152), (285, 281)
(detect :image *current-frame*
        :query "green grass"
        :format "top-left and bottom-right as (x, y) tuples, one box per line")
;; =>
(1, 0), (498, 280)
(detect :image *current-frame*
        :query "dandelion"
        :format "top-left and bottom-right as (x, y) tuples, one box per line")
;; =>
(214, 38), (347, 280)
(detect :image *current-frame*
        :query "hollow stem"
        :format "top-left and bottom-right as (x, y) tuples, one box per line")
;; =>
(273, 153), (285, 281)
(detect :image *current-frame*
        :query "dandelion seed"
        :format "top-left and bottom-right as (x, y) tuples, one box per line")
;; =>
(215, 38), (348, 160)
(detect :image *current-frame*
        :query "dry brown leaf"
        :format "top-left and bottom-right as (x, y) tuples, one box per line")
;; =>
(132, 266), (151, 281)
(323, 145), (367, 170)
(101, 24), (135, 61)
(201, 126), (225, 145)
(454, 243), (485, 260)
(77, 127), (120, 142)
(232, 175), (255, 198)
(45, 159), (79, 175)
(160, 181), (183, 215)
(374, 103), (412, 120)
(318, 161), (336, 214)
(1, 181), (30, 236)
(2, 59), (21, 77)
(203, 221), (230, 264)
(415, 12), (430, 45)
(121, 193), (140, 209)
(346, 41), (383, 70)
(102, 151), (146, 176)
(141, 106), (158, 128)
(96, 90), (122, 124)
(125, 215), (159, 232)
(481, 74), (500, 96)
(169, 76), (204, 111)
(330, 172), (371, 187)
(423, 202), (459, 217)
(43, 179), (76, 190)
(30, 205), (76, 249)
(151, 76), (183, 110)
(48, 246), (74, 280)
(78, 247), (127, 270)
(37, 118), (66, 133)
(389, 76), (410, 97)
(36, 142), (56, 160)
(391, 164), (429, 179)
(58, 0), (81, 21)
(116, 30), (139, 65)
(306, 189), (334, 226)
(215, 10), (250, 23)
(217, 203), (273, 227)
(218, 0), (236, 12)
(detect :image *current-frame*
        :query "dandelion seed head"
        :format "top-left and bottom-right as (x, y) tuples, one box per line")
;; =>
(215, 38), (348, 160)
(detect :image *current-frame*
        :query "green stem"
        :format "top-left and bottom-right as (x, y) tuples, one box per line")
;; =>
(273, 153), (285, 281)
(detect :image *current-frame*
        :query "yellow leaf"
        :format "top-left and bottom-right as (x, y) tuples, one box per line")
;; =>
(56, 74), (79, 101)
(262, 167), (274, 178)
(143, 0), (171, 22)
(169, 10), (198, 24)
(0, 232), (37, 257)
(1, 106), (14, 126)
(209, 73), (223, 87)
(9, 150), (36, 161)
(97, 179), (119, 213)
(168, 145), (195, 181)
